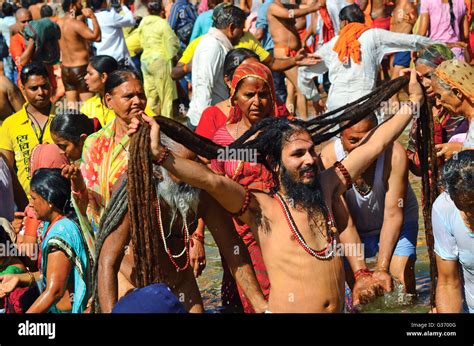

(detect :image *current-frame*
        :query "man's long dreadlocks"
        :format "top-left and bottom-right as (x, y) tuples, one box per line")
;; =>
(93, 73), (442, 311)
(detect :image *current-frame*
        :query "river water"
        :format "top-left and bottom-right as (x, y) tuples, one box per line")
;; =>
(196, 126), (432, 313)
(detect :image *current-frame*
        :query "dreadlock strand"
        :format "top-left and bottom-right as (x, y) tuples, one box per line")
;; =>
(155, 116), (223, 159)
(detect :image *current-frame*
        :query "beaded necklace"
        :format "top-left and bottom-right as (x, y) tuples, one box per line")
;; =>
(154, 189), (190, 272)
(274, 193), (337, 260)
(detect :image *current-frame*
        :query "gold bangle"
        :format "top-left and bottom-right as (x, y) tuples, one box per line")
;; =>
(27, 271), (35, 287)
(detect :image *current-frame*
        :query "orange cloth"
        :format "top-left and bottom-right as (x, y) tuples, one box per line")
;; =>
(274, 44), (299, 57)
(333, 22), (371, 64)
(363, 0), (373, 27)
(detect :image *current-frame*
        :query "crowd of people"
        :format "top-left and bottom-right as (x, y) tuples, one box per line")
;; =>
(0, 0), (472, 314)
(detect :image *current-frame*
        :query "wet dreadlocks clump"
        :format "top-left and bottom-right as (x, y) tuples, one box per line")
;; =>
(127, 121), (166, 288)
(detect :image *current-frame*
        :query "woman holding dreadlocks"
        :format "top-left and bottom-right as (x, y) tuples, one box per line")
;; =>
(431, 59), (474, 156)
(207, 61), (283, 312)
(129, 68), (426, 312)
(62, 70), (146, 250)
(432, 150), (474, 313)
(418, 0), (470, 61)
(407, 44), (469, 176)
(0, 168), (91, 313)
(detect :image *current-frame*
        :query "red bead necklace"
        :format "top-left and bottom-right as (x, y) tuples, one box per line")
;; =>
(154, 198), (190, 272)
(274, 193), (336, 260)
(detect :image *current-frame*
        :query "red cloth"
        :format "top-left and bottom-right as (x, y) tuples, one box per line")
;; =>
(470, 31), (474, 64)
(211, 126), (271, 313)
(228, 62), (289, 124)
(371, 16), (391, 30)
(319, 7), (335, 43)
(195, 106), (228, 140)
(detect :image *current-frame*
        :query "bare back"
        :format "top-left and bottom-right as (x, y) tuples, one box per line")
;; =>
(268, 3), (302, 51)
(252, 192), (345, 313)
(391, 0), (417, 34)
(371, 0), (393, 19)
(57, 16), (91, 67)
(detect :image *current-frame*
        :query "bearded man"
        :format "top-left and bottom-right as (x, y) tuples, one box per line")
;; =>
(129, 69), (425, 312)
(95, 135), (268, 313)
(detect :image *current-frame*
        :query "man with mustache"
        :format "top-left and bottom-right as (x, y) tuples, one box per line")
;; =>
(57, 0), (101, 106)
(0, 62), (54, 203)
(96, 134), (268, 313)
(129, 69), (425, 312)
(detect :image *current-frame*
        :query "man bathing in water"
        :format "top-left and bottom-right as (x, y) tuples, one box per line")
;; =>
(96, 135), (267, 313)
(57, 0), (101, 106)
(321, 113), (419, 294)
(129, 69), (424, 312)
(267, 0), (325, 119)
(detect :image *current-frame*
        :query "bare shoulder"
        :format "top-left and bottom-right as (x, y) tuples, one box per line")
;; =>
(319, 140), (336, 169)
(384, 141), (408, 180)
(390, 141), (408, 165)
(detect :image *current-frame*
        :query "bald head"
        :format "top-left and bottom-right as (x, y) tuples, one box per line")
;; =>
(16, 8), (32, 31)
(16, 8), (32, 20)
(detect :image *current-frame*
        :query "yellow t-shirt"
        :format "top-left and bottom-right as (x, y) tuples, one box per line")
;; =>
(178, 32), (270, 65)
(81, 95), (155, 128)
(124, 27), (142, 58)
(0, 103), (55, 195)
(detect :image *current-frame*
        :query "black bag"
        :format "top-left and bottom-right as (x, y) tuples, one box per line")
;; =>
(0, 33), (9, 59)
(176, 21), (194, 45)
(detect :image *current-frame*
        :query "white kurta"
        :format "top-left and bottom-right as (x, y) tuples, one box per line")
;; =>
(298, 29), (436, 111)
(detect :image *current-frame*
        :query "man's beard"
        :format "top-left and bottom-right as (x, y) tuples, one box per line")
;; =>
(155, 166), (201, 228)
(280, 164), (326, 214)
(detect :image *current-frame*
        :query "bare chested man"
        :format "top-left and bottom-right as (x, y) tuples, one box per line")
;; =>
(29, 0), (44, 20)
(96, 138), (267, 313)
(130, 70), (424, 312)
(390, 0), (417, 75)
(0, 75), (25, 124)
(268, 0), (325, 119)
(57, 0), (101, 106)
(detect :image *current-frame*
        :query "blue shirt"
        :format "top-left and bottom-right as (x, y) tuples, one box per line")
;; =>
(433, 192), (474, 313)
(190, 10), (213, 42)
(256, 0), (274, 51)
(168, 0), (197, 31)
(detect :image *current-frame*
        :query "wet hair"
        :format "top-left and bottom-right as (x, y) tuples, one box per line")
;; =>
(223, 48), (259, 79)
(20, 0), (30, 9)
(51, 109), (95, 144)
(339, 4), (365, 24)
(20, 62), (49, 85)
(441, 150), (474, 210)
(89, 55), (119, 76)
(89, 0), (105, 11)
(147, 0), (163, 14)
(0, 226), (9, 246)
(30, 168), (77, 220)
(234, 117), (309, 192)
(2, 2), (14, 16)
(207, 0), (221, 9)
(214, 5), (246, 29)
(40, 4), (53, 18)
(447, 0), (456, 33)
(104, 69), (140, 95)
(28, 0), (41, 5)
(62, 0), (75, 13)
